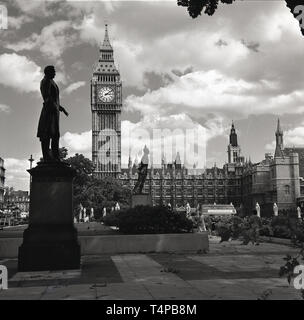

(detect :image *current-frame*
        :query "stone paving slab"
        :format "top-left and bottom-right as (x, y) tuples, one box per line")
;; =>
(0, 240), (302, 300)
(0, 286), (46, 300)
(112, 254), (205, 299)
(39, 284), (99, 300)
(150, 253), (279, 280)
(95, 283), (153, 300)
(188, 278), (302, 300)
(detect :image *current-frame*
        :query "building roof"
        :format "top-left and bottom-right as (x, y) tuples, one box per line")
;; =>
(201, 204), (236, 215)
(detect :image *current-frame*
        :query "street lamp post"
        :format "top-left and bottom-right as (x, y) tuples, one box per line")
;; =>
(28, 155), (34, 196)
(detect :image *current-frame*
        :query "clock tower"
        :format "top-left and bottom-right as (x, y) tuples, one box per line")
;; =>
(91, 24), (122, 178)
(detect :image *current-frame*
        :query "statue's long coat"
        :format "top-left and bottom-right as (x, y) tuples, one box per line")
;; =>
(37, 77), (60, 140)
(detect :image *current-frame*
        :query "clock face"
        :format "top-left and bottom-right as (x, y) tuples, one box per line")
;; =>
(98, 86), (115, 102)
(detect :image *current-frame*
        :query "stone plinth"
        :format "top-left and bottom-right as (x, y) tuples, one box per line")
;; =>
(131, 194), (152, 208)
(18, 162), (80, 271)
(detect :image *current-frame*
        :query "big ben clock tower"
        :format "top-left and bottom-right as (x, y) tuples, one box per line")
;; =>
(91, 24), (122, 178)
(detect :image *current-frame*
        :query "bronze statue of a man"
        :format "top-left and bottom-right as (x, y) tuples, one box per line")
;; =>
(37, 65), (68, 162)
(133, 145), (149, 194)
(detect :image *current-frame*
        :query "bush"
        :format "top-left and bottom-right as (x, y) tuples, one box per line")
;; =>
(215, 215), (244, 242)
(102, 210), (120, 227)
(115, 205), (194, 234)
(270, 216), (298, 239)
(214, 215), (262, 244)
(259, 217), (273, 237)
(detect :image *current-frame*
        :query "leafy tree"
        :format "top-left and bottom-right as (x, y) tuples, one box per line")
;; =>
(178, 0), (304, 37)
(59, 147), (68, 160)
(64, 153), (131, 218)
(64, 153), (95, 212)
(80, 176), (131, 218)
(178, 0), (236, 18)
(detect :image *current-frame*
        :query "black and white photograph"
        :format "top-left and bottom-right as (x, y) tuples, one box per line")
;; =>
(0, 0), (304, 305)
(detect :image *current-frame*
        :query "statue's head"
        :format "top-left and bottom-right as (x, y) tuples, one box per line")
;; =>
(44, 65), (56, 79)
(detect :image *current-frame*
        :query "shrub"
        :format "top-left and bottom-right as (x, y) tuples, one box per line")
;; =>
(259, 217), (273, 237)
(116, 205), (194, 234)
(102, 210), (120, 227)
(214, 215), (262, 244)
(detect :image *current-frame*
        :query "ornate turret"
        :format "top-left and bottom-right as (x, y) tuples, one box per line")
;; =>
(128, 150), (132, 170)
(174, 152), (182, 169)
(274, 118), (284, 157)
(227, 121), (242, 164)
(161, 153), (166, 169)
(229, 121), (238, 147)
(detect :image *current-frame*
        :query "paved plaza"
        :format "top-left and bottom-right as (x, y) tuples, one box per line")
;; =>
(0, 238), (302, 300)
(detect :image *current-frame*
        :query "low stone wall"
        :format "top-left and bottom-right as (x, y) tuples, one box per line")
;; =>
(0, 232), (209, 258)
(0, 238), (23, 258)
(259, 236), (293, 245)
(80, 233), (209, 255)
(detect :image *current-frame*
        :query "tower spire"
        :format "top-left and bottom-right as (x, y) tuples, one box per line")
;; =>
(227, 121), (241, 164)
(274, 118), (284, 157)
(229, 121), (238, 147)
(100, 23), (113, 51)
(128, 147), (132, 169)
(276, 118), (283, 135)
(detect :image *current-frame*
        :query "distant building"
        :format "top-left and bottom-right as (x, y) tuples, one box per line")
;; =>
(0, 157), (5, 209)
(4, 188), (30, 213)
(119, 123), (246, 208)
(241, 119), (303, 215)
(119, 120), (303, 216)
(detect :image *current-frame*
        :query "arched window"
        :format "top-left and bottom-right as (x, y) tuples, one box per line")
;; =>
(285, 185), (290, 194)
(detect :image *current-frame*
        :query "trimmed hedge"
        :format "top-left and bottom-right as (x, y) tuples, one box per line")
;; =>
(104, 205), (194, 234)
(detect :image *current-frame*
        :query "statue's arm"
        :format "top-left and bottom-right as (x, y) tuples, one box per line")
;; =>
(59, 105), (69, 116)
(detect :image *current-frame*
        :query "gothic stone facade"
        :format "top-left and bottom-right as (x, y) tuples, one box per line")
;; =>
(119, 121), (303, 214)
(119, 163), (244, 208)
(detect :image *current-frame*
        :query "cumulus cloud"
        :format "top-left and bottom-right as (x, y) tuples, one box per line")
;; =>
(0, 53), (42, 93)
(0, 104), (10, 113)
(121, 115), (208, 168)
(63, 81), (86, 94)
(6, 21), (78, 63)
(241, 39), (260, 53)
(3, 157), (36, 191)
(12, 0), (48, 14)
(125, 69), (304, 120)
(61, 130), (92, 158)
(8, 15), (33, 29)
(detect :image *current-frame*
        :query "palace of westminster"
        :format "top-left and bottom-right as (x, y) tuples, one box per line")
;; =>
(90, 25), (304, 215)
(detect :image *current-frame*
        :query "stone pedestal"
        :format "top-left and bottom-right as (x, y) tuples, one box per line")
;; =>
(18, 162), (80, 271)
(131, 194), (153, 208)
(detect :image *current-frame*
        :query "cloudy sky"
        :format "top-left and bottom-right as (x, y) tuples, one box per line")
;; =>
(1, 0), (304, 190)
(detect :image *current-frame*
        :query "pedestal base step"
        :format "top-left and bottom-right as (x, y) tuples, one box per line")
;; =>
(18, 242), (80, 272)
